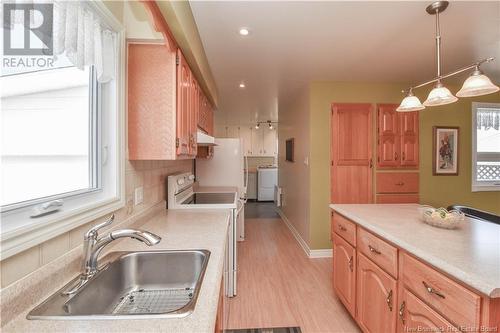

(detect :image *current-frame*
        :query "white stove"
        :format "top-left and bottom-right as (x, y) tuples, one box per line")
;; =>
(166, 172), (242, 298)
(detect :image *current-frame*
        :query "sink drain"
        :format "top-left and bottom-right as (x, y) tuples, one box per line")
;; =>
(112, 288), (194, 315)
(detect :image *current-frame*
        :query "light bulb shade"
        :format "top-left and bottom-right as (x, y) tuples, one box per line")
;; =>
(396, 94), (425, 112)
(456, 73), (499, 98)
(423, 83), (458, 106)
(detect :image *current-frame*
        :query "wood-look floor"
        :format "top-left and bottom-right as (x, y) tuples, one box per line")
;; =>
(227, 204), (360, 333)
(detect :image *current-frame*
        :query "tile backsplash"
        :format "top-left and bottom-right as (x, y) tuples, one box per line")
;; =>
(0, 159), (192, 288)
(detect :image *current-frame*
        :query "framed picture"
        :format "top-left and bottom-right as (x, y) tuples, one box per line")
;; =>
(433, 126), (459, 175)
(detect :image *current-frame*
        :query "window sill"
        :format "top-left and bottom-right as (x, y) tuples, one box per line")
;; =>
(0, 195), (124, 260)
(472, 185), (500, 192)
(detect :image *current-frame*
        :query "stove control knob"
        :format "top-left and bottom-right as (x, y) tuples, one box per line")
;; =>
(177, 179), (185, 185)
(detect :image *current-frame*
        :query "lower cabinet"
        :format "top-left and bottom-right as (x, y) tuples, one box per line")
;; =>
(356, 253), (397, 333)
(333, 234), (356, 317)
(215, 279), (224, 333)
(398, 288), (454, 333)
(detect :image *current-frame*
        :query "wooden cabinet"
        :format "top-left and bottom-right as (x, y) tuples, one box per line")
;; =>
(330, 211), (498, 333)
(333, 234), (356, 317)
(377, 104), (419, 169)
(176, 50), (193, 157)
(357, 253), (397, 333)
(219, 126), (277, 156)
(331, 103), (373, 204)
(398, 288), (455, 333)
(198, 93), (214, 136)
(376, 172), (419, 204)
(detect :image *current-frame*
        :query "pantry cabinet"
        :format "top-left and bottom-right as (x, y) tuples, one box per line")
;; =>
(377, 104), (419, 169)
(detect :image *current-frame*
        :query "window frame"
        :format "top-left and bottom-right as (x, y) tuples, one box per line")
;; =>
(1, 66), (100, 212)
(0, 2), (125, 260)
(471, 102), (500, 192)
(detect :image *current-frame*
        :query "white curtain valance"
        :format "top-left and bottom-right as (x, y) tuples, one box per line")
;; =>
(53, 1), (115, 83)
(477, 108), (500, 131)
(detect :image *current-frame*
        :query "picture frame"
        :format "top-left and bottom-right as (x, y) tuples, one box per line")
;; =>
(433, 126), (459, 176)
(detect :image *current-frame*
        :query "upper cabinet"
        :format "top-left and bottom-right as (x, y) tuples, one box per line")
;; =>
(127, 43), (213, 160)
(218, 125), (278, 157)
(377, 104), (419, 169)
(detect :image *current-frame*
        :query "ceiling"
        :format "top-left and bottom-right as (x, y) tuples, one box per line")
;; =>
(190, 1), (500, 125)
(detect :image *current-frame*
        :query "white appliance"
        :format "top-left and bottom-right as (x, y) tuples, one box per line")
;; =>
(258, 167), (278, 201)
(196, 138), (247, 241)
(167, 172), (242, 298)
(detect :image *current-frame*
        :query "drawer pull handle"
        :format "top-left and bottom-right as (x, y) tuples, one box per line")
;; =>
(399, 301), (405, 325)
(368, 245), (381, 255)
(386, 289), (393, 312)
(348, 256), (353, 272)
(422, 281), (445, 299)
(395, 182), (405, 186)
(338, 224), (347, 231)
(402, 152), (406, 161)
(394, 152), (398, 160)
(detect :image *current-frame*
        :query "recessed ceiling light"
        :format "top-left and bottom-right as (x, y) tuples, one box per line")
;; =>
(239, 82), (246, 88)
(239, 28), (249, 36)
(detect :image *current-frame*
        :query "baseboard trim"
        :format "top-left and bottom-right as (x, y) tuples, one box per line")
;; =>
(276, 208), (332, 258)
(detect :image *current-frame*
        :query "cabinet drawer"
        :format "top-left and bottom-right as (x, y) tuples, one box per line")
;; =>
(376, 194), (419, 204)
(400, 253), (481, 328)
(357, 228), (398, 278)
(333, 213), (356, 247)
(376, 173), (419, 193)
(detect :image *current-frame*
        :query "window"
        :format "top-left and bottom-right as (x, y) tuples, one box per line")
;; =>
(472, 102), (500, 192)
(1, 59), (98, 209)
(0, 1), (125, 260)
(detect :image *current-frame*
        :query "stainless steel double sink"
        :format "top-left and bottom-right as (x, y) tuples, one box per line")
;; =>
(28, 250), (210, 320)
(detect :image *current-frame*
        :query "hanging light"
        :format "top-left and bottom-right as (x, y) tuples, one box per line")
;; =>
(456, 66), (500, 97)
(397, 1), (497, 112)
(397, 89), (425, 112)
(424, 80), (458, 106)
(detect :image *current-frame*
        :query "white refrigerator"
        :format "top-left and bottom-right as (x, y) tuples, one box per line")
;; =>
(196, 138), (247, 297)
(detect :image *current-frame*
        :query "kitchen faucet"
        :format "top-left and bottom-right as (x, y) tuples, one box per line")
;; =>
(63, 214), (161, 295)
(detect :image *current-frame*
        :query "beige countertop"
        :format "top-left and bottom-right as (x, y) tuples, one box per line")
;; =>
(1, 205), (230, 332)
(329, 204), (500, 298)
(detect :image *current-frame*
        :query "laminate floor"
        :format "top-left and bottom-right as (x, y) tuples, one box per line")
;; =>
(227, 203), (360, 333)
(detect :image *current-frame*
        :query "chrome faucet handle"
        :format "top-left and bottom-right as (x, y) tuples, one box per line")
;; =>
(85, 214), (115, 239)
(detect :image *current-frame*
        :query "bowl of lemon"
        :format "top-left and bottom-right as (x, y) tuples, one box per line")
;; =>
(418, 206), (465, 229)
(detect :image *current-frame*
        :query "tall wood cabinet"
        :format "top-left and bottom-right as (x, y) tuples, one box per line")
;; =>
(331, 103), (373, 204)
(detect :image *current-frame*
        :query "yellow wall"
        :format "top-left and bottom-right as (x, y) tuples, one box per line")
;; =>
(308, 82), (500, 250)
(417, 87), (500, 213)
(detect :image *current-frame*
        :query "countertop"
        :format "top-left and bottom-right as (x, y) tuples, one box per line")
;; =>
(1, 205), (230, 332)
(329, 204), (500, 298)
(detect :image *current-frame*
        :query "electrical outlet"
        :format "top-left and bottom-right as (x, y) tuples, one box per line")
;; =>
(134, 187), (144, 206)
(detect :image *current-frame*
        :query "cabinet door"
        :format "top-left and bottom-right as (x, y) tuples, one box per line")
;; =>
(400, 112), (419, 167)
(357, 253), (397, 333)
(176, 50), (191, 156)
(397, 288), (455, 333)
(240, 126), (252, 156)
(331, 103), (373, 203)
(189, 77), (199, 156)
(251, 128), (263, 155)
(333, 234), (356, 317)
(377, 104), (400, 168)
(263, 128), (277, 156)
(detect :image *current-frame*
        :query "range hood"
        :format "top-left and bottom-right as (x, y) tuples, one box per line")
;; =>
(197, 131), (217, 146)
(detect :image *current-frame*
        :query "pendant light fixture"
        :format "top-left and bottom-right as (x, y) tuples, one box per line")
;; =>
(397, 1), (499, 112)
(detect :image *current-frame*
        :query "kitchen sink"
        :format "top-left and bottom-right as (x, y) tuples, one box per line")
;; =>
(28, 250), (210, 320)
